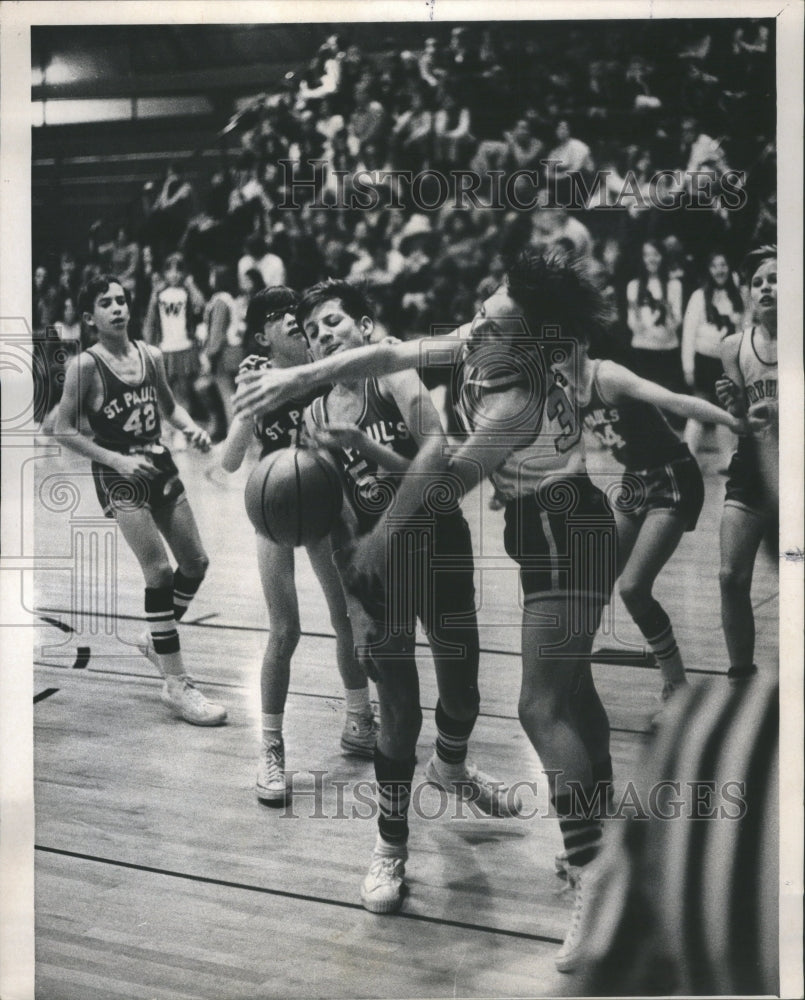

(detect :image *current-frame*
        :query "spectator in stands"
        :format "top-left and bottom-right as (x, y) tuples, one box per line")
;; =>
(238, 232), (286, 293)
(546, 119), (595, 177)
(95, 223), (140, 298)
(347, 77), (388, 160)
(200, 264), (242, 441)
(626, 238), (685, 410)
(390, 85), (434, 172)
(150, 162), (195, 259)
(56, 251), (81, 312)
(228, 152), (274, 247)
(418, 37), (444, 90)
(33, 265), (59, 333)
(681, 250), (744, 467)
(529, 191), (594, 257)
(143, 251), (206, 447)
(432, 84), (474, 170)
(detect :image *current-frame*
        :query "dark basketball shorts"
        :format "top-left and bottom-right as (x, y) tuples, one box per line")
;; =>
(503, 474), (617, 625)
(724, 436), (765, 515)
(92, 443), (186, 519)
(693, 352), (723, 405)
(613, 449), (705, 531)
(162, 347), (199, 384)
(349, 509), (477, 668)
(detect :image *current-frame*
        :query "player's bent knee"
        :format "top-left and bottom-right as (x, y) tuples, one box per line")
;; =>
(618, 577), (650, 610)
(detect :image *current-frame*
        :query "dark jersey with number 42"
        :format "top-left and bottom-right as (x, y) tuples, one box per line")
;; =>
(86, 341), (162, 452)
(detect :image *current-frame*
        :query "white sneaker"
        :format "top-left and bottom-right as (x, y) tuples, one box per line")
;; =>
(256, 738), (290, 804)
(340, 710), (379, 758)
(137, 630), (164, 677)
(360, 850), (407, 914)
(555, 864), (595, 973)
(161, 675), (227, 726)
(424, 753), (522, 817)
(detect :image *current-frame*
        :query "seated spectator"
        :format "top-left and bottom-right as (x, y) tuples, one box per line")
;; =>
(149, 162), (196, 258)
(228, 152), (273, 244)
(432, 85), (474, 170)
(528, 192), (594, 257)
(389, 85), (434, 172)
(545, 119), (595, 196)
(502, 117), (544, 172)
(347, 78), (388, 160)
(418, 37), (445, 90)
(56, 251), (81, 313)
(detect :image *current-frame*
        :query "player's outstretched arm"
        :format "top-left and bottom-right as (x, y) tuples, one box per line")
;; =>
(597, 359), (747, 432)
(149, 345), (211, 452)
(234, 334), (466, 418)
(54, 354), (157, 478)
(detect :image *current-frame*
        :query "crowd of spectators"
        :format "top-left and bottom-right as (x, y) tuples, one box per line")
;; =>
(33, 20), (776, 437)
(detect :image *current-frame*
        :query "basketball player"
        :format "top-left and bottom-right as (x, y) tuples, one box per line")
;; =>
(237, 253), (623, 967)
(297, 279), (522, 917)
(716, 246), (778, 682)
(55, 274), (227, 725)
(220, 285), (377, 804)
(566, 329), (745, 718)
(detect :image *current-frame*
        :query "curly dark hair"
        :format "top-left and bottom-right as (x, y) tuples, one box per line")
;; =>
(296, 277), (374, 329)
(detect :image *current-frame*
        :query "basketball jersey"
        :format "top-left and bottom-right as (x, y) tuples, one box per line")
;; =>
(308, 377), (419, 532)
(581, 359), (685, 470)
(157, 286), (192, 352)
(454, 343), (583, 500)
(244, 358), (324, 458)
(86, 341), (162, 451)
(738, 326), (777, 413)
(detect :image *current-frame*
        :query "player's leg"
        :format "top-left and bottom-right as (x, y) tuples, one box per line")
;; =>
(305, 534), (377, 758)
(152, 495), (210, 621)
(421, 514), (521, 817)
(616, 509), (689, 695)
(114, 505), (226, 725)
(254, 533), (300, 803)
(361, 634), (421, 914)
(719, 503), (765, 680)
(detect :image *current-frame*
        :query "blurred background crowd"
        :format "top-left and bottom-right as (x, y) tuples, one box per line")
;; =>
(33, 19), (775, 441)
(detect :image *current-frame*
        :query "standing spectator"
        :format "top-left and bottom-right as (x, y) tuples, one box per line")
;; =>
(95, 224), (140, 299)
(143, 252), (206, 447)
(33, 264), (59, 333)
(681, 250), (744, 466)
(149, 163), (196, 259)
(626, 239), (685, 414)
(200, 265), (242, 442)
(56, 251), (81, 313)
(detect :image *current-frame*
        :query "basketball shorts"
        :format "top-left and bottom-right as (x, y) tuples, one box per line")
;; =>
(724, 435), (765, 515)
(162, 347), (199, 383)
(92, 443), (186, 519)
(354, 509), (477, 654)
(613, 448), (705, 531)
(693, 352), (722, 405)
(503, 474), (617, 621)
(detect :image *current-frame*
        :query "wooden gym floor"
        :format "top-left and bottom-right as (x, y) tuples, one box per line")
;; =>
(31, 434), (778, 999)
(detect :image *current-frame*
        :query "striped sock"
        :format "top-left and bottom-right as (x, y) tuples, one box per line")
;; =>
(145, 587), (180, 656)
(554, 791), (603, 868)
(434, 699), (476, 767)
(375, 748), (416, 848)
(173, 569), (204, 621)
(634, 599), (686, 686)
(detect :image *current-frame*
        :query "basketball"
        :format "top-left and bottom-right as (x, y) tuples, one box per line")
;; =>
(244, 447), (343, 545)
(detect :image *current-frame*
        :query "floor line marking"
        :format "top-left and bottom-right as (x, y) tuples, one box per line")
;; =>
(35, 845), (562, 945)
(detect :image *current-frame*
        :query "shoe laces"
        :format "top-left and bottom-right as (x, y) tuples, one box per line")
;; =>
(369, 855), (404, 881)
(263, 740), (285, 781)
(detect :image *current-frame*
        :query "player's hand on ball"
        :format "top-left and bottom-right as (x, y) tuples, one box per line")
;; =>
(185, 426), (212, 452)
(115, 454), (157, 478)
